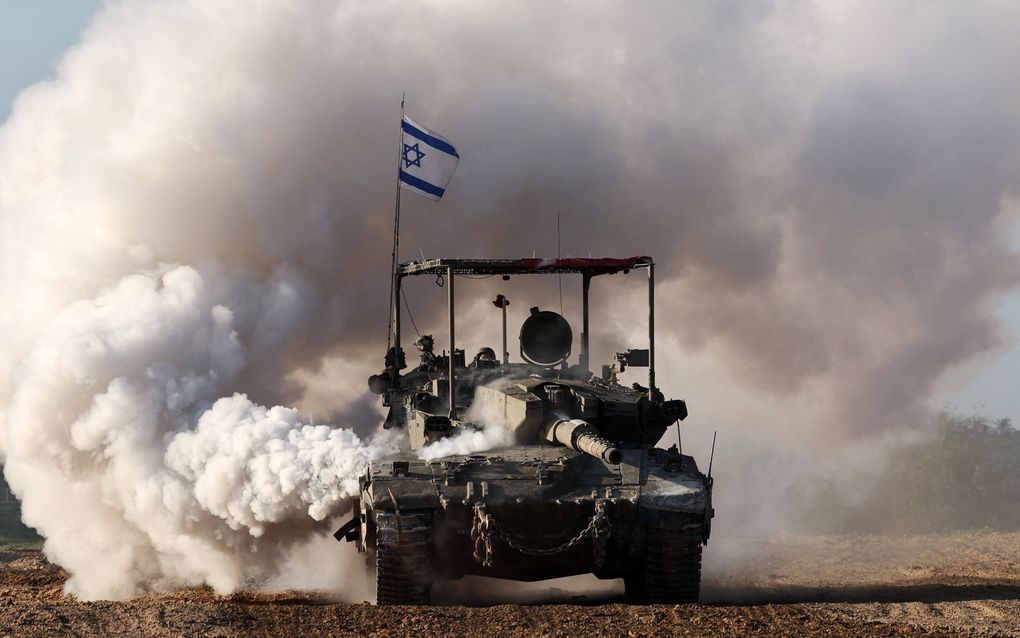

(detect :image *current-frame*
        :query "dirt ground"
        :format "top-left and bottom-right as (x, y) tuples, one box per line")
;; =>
(0, 531), (1018, 637)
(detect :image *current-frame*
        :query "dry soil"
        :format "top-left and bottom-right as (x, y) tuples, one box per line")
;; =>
(1, 531), (1018, 637)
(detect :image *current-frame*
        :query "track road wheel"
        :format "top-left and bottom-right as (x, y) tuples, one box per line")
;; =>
(626, 526), (702, 604)
(374, 511), (434, 605)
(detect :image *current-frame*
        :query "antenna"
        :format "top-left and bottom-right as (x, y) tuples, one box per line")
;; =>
(557, 211), (563, 314)
(386, 93), (406, 348)
(707, 431), (717, 478)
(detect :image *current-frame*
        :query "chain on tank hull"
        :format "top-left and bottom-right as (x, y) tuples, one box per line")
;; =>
(348, 445), (712, 601)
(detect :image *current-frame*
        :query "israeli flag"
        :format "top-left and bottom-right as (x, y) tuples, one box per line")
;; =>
(399, 116), (459, 201)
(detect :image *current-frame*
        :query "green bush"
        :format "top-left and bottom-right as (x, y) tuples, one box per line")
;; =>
(806, 412), (1020, 533)
(0, 501), (43, 549)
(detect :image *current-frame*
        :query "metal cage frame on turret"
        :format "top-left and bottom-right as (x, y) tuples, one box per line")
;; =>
(390, 256), (657, 419)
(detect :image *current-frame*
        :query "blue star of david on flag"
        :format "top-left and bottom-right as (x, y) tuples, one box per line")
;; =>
(398, 116), (459, 201)
(402, 142), (426, 169)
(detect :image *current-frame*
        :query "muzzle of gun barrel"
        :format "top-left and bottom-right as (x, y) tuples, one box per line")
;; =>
(541, 418), (622, 464)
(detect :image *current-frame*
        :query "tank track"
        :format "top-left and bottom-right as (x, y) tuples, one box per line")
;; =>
(627, 526), (702, 604)
(374, 511), (434, 605)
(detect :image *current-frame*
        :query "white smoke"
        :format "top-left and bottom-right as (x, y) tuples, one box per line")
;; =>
(0, 0), (420, 600)
(417, 425), (514, 461)
(2, 0), (1019, 602)
(0, 261), (400, 599)
(417, 378), (517, 461)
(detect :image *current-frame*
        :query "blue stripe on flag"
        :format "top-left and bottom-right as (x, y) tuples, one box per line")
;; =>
(399, 170), (446, 198)
(401, 120), (459, 157)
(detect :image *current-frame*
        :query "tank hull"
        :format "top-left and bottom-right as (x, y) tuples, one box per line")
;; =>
(355, 444), (711, 599)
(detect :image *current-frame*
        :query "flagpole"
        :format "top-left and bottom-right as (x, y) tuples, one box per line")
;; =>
(387, 94), (405, 353)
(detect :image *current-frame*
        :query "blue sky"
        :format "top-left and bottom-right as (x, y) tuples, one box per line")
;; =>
(957, 293), (1020, 418)
(1, 1), (1017, 419)
(0, 0), (101, 120)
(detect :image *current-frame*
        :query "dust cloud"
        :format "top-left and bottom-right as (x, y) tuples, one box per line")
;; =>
(1, 0), (1018, 599)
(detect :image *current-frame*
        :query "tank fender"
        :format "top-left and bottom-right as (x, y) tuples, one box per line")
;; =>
(367, 478), (442, 512)
(636, 469), (709, 514)
(333, 516), (358, 543)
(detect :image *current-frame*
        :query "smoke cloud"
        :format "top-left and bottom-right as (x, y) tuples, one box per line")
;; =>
(1, 0), (1018, 598)
(0, 260), (402, 598)
(418, 381), (517, 461)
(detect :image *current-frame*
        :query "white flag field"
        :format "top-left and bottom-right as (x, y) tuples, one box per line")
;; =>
(398, 116), (459, 201)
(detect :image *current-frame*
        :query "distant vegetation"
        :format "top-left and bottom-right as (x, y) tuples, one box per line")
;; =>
(0, 502), (43, 550)
(807, 412), (1020, 534)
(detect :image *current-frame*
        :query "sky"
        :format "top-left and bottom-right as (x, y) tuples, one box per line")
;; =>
(0, 0), (1017, 420)
(956, 294), (1020, 418)
(0, 0), (101, 120)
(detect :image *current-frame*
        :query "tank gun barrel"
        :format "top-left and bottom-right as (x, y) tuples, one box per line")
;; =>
(541, 418), (623, 464)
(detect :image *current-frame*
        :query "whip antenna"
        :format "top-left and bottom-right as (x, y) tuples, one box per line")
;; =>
(557, 211), (563, 315)
(386, 93), (406, 348)
(707, 431), (717, 478)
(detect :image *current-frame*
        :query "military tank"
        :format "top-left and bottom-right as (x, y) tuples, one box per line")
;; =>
(334, 256), (714, 604)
